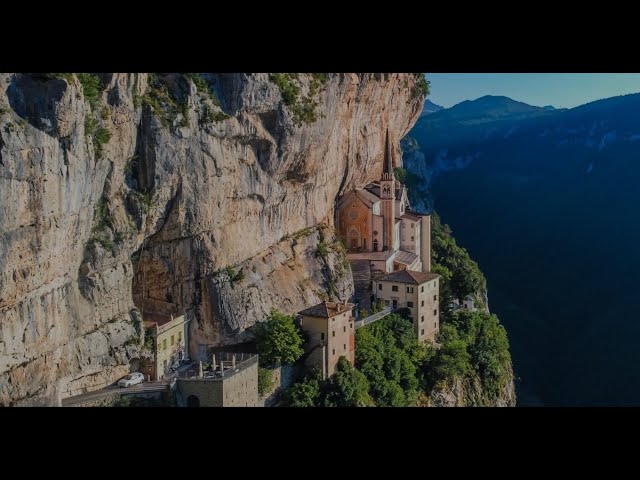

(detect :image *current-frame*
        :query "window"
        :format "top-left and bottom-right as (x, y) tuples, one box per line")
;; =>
(411, 236), (414, 241)
(392, 285), (398, 292)
(332, 349), (336, 355)
(171, 335), (174, 346)
(332, 331), (335, 337)
(344, 344), (346, 350)
(434, 295), (437, 301)
(434, 322), (437, 329)
(421, 286), (424, 293)
(411, 223), (414, 229)
(162, 339), (167, 351)
(178, 332), (182, 343)
(350, 323), (353, 329)
(407, 286), (414, 293)
(421, 300), (424, 307)
(378, 284), (382, 290)
(343, 326), (346, 333)
(421, 329), (425, 336)
(434, 309), (438, 316)
(321, 333), (325, 341)
(421, 316), (424, 323)
(407, 301), (414, 308)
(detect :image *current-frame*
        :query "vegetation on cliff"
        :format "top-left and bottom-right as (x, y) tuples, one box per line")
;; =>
(284, 213), (513, 407)
(431, 212), (486, 312)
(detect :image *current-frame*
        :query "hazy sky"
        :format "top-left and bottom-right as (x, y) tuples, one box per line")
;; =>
(427, 73), (640, 109)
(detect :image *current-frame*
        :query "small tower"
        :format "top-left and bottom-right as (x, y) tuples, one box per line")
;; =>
(380, 128), (396, 250)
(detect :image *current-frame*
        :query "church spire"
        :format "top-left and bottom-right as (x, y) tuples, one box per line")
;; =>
(383, 128), (394, 177)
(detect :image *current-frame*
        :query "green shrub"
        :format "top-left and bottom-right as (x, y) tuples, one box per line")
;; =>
(77, 73), (103, 109)
(224, 266), (245, 286)
(287, 374), (321, 407)
(184, 73), (222, 106)
(93, 127), (112, 159)
(411, 73), (430, 99)
(148, 73), (159, 87)
(316, 241), (329, 260)
(258, 367), (274, 396)
(85, 116), (97, 136)
(140, 190), (155, 216)
(93, 197), (113, 232)
(269, 73), (325, 126)
(100, 107), (110, 120)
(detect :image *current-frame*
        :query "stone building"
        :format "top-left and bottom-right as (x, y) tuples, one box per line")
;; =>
(141, 312), (191, 381)
(298, 301), (355, 379)
(175, 352), (260, 407)
(373, 270), (440, 342)
(336, 129), (434, 311)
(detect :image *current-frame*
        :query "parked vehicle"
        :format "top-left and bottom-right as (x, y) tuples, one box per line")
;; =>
(118, 372), (144, 388)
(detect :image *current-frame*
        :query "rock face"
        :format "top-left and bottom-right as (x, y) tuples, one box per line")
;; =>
(0, 73), (424, 405)
(427, 369), (517, 407)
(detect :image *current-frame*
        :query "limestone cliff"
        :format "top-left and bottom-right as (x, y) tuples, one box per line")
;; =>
(425, 368), (516, 407)
(0, 73), (424, 405)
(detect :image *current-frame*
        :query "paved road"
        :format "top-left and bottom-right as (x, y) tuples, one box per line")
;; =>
(62, 380), (171, 407)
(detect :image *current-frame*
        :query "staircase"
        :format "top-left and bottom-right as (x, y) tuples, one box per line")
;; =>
(350, 260), (372, 311)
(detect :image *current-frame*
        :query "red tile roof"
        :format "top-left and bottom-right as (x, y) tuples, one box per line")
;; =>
(298, 301), (355, 318)
(377, 269), (440, 285)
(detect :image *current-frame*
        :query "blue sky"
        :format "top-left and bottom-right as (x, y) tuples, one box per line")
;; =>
(427, 74), (640, 109)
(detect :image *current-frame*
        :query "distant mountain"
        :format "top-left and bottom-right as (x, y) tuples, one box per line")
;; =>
(420, 99), (444, 116)
(542, 105), (557, 111)
(427, 95), (551, 124)
(410, 95), (558, 149)
(404, 92), (640, 406)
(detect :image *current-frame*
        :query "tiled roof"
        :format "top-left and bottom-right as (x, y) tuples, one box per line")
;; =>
(399, 213), (422, 222)
(377, 269), (440, 285)
(394, 250), (419, 265)
(298, 301), (355, 318)
(347, 250), (395, 261)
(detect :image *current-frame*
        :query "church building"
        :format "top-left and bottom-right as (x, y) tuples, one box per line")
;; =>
(335, 128), (440, 341)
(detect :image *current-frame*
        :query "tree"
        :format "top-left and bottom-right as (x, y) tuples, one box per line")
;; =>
(354, 314), (425, 407)
(254, 309), (304, 366)
(287, 372), (322, 407)
(321, 357), (373, 407)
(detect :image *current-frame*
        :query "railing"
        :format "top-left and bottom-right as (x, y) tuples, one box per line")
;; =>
(354, 306), (394, 329)
(176, 353), (258, 381)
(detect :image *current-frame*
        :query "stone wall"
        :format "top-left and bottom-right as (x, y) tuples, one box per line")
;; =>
(175, 355), (259, 407)
(261, 363), (302, 407)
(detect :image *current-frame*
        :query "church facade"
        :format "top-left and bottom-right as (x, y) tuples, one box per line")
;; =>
(336, 129), (431, 274)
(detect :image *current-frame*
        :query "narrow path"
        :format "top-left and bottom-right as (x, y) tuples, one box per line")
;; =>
(354, 306), (394, 329)
(61, 381), (171, 407)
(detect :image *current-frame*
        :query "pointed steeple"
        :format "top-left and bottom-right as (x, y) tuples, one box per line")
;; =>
(383, 128), (394, 177)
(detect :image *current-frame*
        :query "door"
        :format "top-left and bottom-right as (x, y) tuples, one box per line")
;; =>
(392, 299), (398, 309)
(351, 238), (357, 249)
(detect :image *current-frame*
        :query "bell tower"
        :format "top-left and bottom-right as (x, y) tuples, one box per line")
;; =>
(380, 128), (396, 250)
